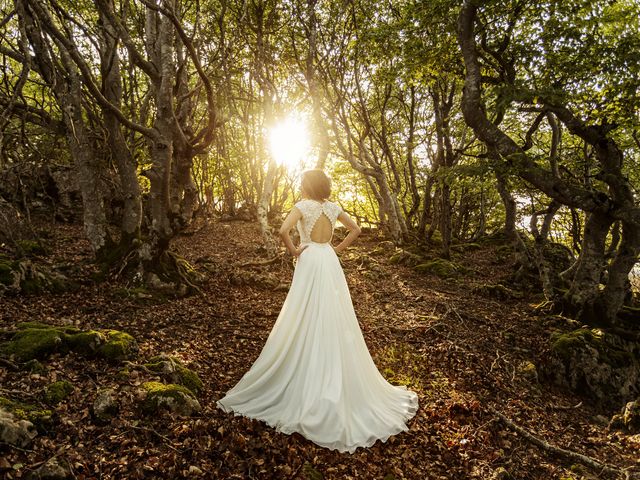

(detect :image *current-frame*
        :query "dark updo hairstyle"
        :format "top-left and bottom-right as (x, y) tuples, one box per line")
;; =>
(301, 169), (331, 201)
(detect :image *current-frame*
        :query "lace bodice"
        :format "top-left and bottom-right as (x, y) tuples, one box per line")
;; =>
(295, 199), (343, 244)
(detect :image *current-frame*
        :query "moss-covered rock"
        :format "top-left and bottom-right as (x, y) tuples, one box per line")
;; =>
(622, 399), (640, 432)
(144, 355), (204, 394)
(141, 382), (201, 416)
(1, 326), (67, 361)
(0, 407), (37, 448)
(44, 381), (74, 405)
(545, 328), (640, 405)
(389, 249), (424, 267)
(517, 361), (539, 383)
(610, 399), (640, 433)
(451, 242), (482, 253)
(0, 397), (53, 432)
(0, 258), (72, 295)
(414, 258), (464, 278)
(0, 323), (136, 363)
(98, 330), (138, 361)
(65, 330), (106, 355)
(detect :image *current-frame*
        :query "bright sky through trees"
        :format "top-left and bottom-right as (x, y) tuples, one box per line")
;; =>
(268, 114), (312, 171)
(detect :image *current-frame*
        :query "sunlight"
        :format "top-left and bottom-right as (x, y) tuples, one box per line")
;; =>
(268, 114), (311, 170)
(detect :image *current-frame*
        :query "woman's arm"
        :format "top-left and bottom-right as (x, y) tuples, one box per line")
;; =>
(278, 207), (307, 256)
(333, 211), (362, 254)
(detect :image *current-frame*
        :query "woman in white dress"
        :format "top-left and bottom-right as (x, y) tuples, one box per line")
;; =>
(217, 169), (418, 453)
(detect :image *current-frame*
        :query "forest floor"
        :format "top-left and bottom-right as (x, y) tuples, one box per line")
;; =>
(1, 217), (638, 479)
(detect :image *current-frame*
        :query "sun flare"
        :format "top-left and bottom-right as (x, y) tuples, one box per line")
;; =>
(268, 114), (311, 170)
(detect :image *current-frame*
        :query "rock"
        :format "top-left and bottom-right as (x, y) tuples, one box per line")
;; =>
(98, 330), (138, 361)
(0, 397), (53, 432)
(44, 381), (74, 405)
(144, 355), (204, 394)
(25, 457), (72, 480)
(414, 258), (464, 278)
(141, 382), (201, 417)
(389, 249), (423, 267)
(612, 399), (640, 433)
(622, 399), (640, 432)
(0, 257), (71, 296)
(93, 388), (119, 423)
(188, 466), (203, 476)
(0, 407), (37, 447)
(491, 467), (510, 480)
(544, 328), (640, 405)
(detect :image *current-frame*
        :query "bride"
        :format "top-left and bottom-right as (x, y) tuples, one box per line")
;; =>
(217, 169), (418, 453)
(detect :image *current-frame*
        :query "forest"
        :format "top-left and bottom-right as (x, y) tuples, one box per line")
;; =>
(0, 0), (639, 478)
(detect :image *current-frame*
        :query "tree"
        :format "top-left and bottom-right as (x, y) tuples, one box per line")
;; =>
(457, 0), (640, 324)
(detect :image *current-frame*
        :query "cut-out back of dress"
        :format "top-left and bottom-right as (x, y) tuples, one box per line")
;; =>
(295, 199), (342, 244)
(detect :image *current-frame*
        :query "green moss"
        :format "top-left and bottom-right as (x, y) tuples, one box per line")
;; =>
(414, 258), (464, 278)
(16, 240), (48, 257)
(98, 330), (138, 361)
(44, 381), (74, 405)
(145, 356), (203, 394)
(142, 381), (194, 397)
(302, 463), (324, 480)
(428, 230), (443, 246)
(518, 361), (538, 382)
(1, 323), (136, 363)
(21, 277), (45, 294)
(0, 397), (53, 431)
(1, 327), (66, 361)
(23, 359), (46, 374)
(551, 328), (597, 359)
(116, 368), (131, 380)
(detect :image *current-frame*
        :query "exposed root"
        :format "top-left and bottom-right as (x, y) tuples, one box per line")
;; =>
(238, 254), (282, 268)
(489, 406), (636, 479)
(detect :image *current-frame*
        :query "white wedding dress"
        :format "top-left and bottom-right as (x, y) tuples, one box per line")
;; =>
(216, 199), (418, 453)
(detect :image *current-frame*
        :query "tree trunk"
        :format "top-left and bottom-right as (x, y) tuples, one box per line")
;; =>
(99, 1), (142, 245)
(564, 211), (614, 322)
(599, 221), (640, 323)
(144, 3), (176, 266)
(19, 0), (111, 255)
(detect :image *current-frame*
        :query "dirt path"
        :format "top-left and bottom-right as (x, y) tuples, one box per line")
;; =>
(0, 220), (636, 479)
